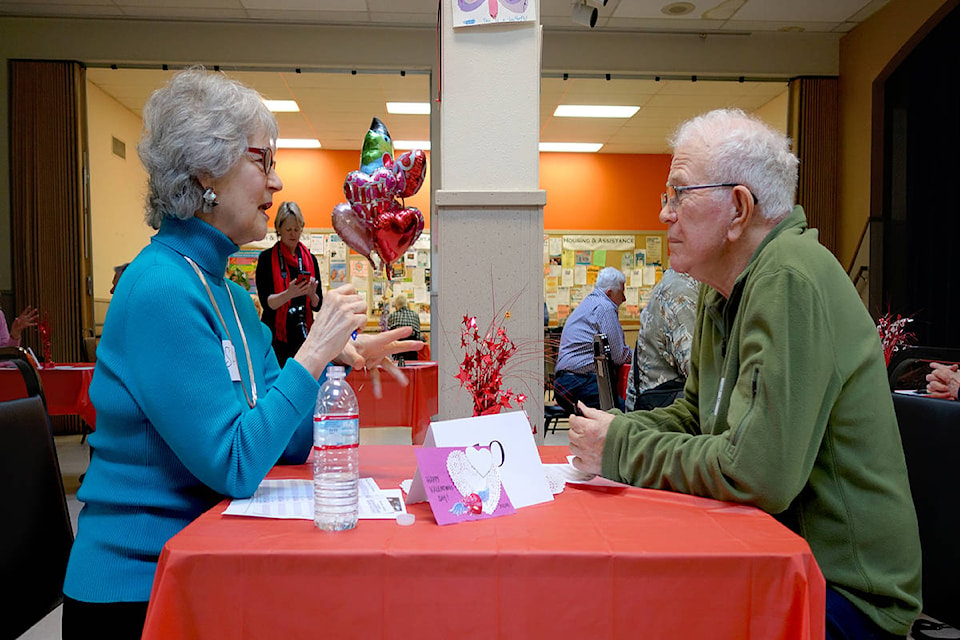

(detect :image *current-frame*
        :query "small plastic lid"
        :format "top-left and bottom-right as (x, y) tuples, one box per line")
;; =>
(396, 513), (415, 526)
(327, 365), (346, 378)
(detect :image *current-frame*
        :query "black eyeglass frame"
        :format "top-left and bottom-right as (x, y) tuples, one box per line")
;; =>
(247, 146), (275, 175)
(660, 183), (758, 209)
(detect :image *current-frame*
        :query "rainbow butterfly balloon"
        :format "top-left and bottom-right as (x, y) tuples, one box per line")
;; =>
(458, 0), (527, 20)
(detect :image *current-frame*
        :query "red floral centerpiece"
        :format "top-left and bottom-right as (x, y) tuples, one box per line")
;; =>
(877, 311), (915, 366)
(37, 312), (54, 369)
(455, 314), (528, 417)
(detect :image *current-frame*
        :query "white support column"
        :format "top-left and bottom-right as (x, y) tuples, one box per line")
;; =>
(433, 5), (546, 440)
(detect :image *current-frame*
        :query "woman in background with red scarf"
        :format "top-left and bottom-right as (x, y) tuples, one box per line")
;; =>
(256, 201), (322, 365)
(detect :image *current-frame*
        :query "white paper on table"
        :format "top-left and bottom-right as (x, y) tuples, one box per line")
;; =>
(405, 411), (553, 509)
(540, 456), (631, 489)
(223, 478), (407, 520)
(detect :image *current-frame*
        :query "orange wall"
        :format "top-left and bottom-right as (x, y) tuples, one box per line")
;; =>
(541, 153), (671, 231)
(275, 148), (672, 233)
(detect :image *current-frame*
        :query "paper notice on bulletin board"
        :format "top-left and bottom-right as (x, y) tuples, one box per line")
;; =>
(645, 236), (662, 265)
(453, 0), (536, 28)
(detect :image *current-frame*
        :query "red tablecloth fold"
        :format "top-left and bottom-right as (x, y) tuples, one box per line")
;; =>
(143, 445), (825, 640)
(348, 361), (438, 444)
(0, 363), (96, 429)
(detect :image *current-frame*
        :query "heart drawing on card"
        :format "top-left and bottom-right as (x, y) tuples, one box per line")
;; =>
(465, 445), (493, 477)
(446, 449), (502, 515)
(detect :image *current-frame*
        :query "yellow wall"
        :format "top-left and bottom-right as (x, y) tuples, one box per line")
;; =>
(838, 0), (955, 268)
(86, 80), (152, 325)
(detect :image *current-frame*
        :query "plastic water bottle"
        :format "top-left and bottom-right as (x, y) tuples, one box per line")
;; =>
(313, 365), (359, 531)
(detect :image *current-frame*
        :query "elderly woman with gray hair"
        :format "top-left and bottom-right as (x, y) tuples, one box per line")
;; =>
(61, 68), (422, 639)
(255, 200), (322, 365)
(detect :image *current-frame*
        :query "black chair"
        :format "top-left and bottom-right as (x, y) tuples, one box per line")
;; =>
(593, 333), (616, 411)
(544, 327), (569, 435)
(891, 391), (960, 628)
(0, 346), (75, 639)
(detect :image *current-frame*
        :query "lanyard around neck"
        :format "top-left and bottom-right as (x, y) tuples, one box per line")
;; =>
(184, 256), (258, 408)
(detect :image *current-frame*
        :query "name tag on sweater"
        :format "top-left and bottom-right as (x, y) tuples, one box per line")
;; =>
(223, 340), (241, 381)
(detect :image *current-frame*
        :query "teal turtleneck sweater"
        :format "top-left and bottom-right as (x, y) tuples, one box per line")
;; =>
(64, 216), (322, 603)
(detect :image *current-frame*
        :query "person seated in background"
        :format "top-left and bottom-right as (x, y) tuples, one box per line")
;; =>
(625, 268), (699, 411)
(61, 67), (421, 640)
(569, 108), (921, 640)
(110, 262), (129, 295)
(387, 295), (422, 362)
(554, 266), (632, 414)
(925, 361), (960, 399)
(0, 303), (38, 348)
(255, 201), (323, 366)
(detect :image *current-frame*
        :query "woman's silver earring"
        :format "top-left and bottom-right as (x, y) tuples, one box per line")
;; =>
(202, 187), (218, 212)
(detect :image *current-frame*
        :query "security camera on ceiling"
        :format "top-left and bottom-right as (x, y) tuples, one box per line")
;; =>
(571, 1), (597, 28)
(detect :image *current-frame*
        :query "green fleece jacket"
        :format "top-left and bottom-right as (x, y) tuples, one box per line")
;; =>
(602, 206), (922, 635)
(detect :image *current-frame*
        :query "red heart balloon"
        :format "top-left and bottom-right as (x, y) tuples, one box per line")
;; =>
(395, 149), (426, 198)
(373, 205), (424, 265)
(331, 202), (377, 266)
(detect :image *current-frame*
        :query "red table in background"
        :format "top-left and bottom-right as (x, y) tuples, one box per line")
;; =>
(0, 362), (96, 429)
(142, 445), (825, 640)
(348, 361), (438, 445)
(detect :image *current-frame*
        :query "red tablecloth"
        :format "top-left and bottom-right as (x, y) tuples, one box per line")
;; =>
(0, 362), (96, 429)
(348, 361), (438, 444)
(143, 446), (825, 640)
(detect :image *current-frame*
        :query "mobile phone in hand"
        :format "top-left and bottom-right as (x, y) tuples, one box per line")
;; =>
(294, 273), (309, 285)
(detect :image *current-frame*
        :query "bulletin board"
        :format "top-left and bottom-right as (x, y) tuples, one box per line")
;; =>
(543, 231), (669, 327)
(229, 229), (431, 331)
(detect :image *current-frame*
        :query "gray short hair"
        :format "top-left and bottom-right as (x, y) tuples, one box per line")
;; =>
(393, 295), (408, 310)
(138, 67), (278, 229)
(274, 201), (305, 233)
(595, 267), (625, 293)
(670, 108), (799, 222)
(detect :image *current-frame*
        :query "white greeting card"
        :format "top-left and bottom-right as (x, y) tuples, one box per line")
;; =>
(405, 411), (553, 509)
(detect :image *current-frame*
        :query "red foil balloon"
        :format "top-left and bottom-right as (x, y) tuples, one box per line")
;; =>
(395, 149), (426, 198)
(373, 206), (424, 265)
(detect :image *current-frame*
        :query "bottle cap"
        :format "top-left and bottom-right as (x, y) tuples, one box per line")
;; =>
(396, 513), (415, 526)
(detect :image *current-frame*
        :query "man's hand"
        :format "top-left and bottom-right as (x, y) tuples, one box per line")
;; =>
(568, 402), (615, 476)
(926, 362), (960, 399)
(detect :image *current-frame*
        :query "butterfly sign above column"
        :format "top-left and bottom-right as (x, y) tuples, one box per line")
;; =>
(453, 0), (536, 27)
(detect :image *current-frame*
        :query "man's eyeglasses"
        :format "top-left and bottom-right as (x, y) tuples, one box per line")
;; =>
(660, 183), (757, 210)
(247, 146), (275, 175)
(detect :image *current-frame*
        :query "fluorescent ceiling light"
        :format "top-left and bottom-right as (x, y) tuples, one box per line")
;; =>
(539, 142), (603, 153)
(277, 138), (322, 149)
(263, 99), (300, 112)
(554, 105), (639, 118)
(393, 140), (431, 150)
(387, 102), (431, 115)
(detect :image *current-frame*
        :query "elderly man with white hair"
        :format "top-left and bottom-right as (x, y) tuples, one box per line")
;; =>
(553, 266), (632, 414)
(569, 108), (921, 639)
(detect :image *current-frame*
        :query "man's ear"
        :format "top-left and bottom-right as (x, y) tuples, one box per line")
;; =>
(726, 185), (756, 240)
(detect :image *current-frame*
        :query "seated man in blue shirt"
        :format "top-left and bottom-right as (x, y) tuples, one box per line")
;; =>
(553, 267), (632, 414)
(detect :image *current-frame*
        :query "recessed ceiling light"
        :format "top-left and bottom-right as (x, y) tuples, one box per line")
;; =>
(277, 138), (321, 149)
(393, 140), (431, 150)
(386, 102), (431, 115)
(263, 99), (299, 112)
(539, 142), (603, 153)
(661, 2), (695, 16)
(554, 105), (639, 118)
